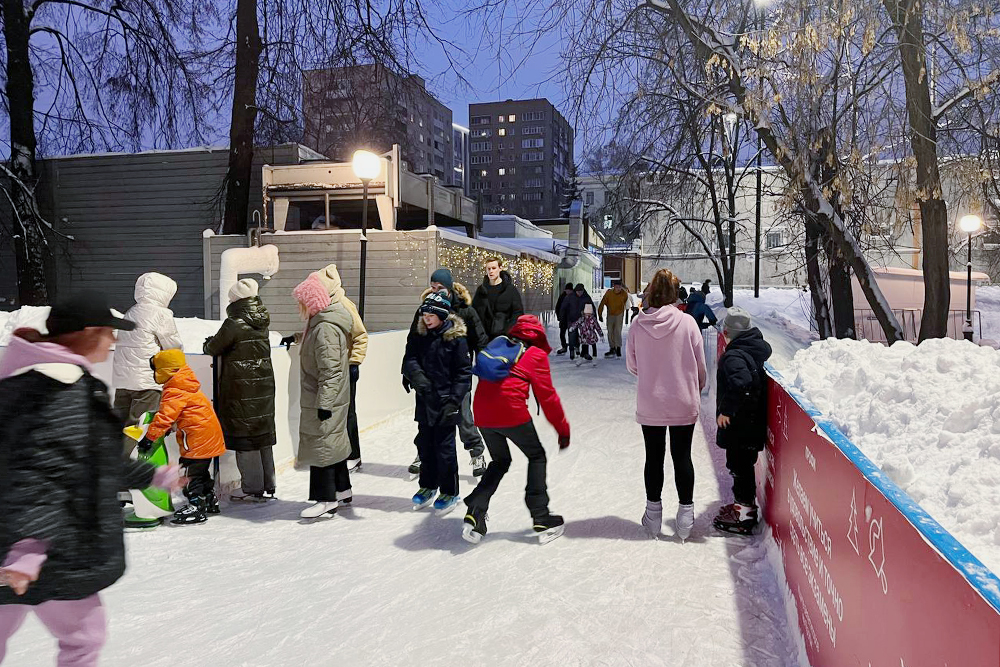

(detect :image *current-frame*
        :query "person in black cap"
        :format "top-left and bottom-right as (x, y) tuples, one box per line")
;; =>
(0, 291), (183, 665)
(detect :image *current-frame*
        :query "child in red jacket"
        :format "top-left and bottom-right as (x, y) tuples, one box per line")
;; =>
(465, 315), (570, 544)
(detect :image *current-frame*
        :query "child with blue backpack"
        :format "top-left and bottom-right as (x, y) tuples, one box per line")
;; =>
(401, 291), (472, 515)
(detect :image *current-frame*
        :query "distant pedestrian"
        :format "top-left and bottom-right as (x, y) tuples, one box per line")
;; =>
(701, 279), (711, 296)
(473, 257), (524, 339)
(557, 283), (595, 361)
(598, 281), (629, 358)
(555, 284), (574, 354)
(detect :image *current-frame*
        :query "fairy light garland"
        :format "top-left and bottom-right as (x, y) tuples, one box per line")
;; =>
(438, 241), (555, 293)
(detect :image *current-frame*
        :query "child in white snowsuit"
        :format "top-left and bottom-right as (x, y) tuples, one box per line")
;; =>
(569, 304), (604, 363)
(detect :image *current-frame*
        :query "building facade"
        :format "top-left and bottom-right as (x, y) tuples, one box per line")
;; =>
(467, 99), (574, 219)
(452, 123), (470, 194)
(302, 65), (454, 181)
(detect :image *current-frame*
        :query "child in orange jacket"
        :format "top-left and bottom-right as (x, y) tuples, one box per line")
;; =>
(143, 349), (226, 525)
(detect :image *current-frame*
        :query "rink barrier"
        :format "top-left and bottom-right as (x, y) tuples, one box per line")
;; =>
(762, 365), (1000, 665)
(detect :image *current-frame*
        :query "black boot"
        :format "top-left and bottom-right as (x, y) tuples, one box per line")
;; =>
(205, 491), (221, 514)
(604, 348), (616, 358)
(171, 497), (208, 525)
(616, 347), (622, 357)
(533, 513), (565, 544)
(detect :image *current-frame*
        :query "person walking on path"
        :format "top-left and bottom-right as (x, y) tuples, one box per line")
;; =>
(401, 291), (472, 516)
(405, 268), (488, 478)
(554, 284), (574, 354)
(557, 283), (595, 361)
(311, 264), (368, 473)
(203, 279), (277, 502)
(464, 315), (570, 545)
(598, 281), (629, 358)
(0, 292), (183, 667)
(713, 307), (772, 535)
(113, 272), (183, 456)
(292, 274), (355, 520)
(626, 269), (707, 541)
(472, 257), (524, 340)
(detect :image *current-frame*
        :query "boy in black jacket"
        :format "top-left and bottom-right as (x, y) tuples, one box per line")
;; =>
(401, 291), (473, 516)
(714, 307), (772, 535)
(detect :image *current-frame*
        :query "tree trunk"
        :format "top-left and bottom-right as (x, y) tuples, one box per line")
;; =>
(805, 218), (834, 338)
(3, 0), (49, 305)
(222, 0), (262, 236)
(883, 0), (950, 341)
(827, 243), (856, 338)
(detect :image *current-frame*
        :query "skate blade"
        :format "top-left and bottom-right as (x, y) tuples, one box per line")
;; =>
(300, 509), (338, 522)
(408, 472), (419, 481)
(462, 524), (483, 544)
(435, 502), (459, 517)
(713, 521), (755, 536)
(536, 525), (564, 545)
(412, 498), (435, 510)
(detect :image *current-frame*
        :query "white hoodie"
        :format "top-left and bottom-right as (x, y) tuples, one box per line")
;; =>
(112, 273), (183, 392)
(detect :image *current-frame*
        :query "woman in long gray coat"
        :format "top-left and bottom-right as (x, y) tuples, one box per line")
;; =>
(291, 273), (354, 519)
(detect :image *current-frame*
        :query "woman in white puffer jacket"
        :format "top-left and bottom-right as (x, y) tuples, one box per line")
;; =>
(112, 272), (183, 455)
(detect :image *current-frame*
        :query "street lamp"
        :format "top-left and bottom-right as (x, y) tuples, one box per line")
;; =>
(959, 214), (982, 342)
(352, 149), (380, 320)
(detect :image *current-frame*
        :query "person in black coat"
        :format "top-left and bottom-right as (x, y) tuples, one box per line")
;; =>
(685, 290), (718, 330)
(557, 284), (595, 359)
(0, 293), (182, 664)
(472, 258), (524, 340)
(203, 279), (277, 500)
(554, 284), (574, 354)
(401, 292), (473, 512)
(714, 307), (772, 534)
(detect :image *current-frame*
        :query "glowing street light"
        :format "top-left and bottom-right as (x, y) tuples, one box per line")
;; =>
(959, 214), (982, 341)
(351, 150), (381, 319)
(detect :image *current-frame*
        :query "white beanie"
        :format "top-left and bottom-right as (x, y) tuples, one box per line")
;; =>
(584, 303), (594, 315)
(228, 278), (259, 302)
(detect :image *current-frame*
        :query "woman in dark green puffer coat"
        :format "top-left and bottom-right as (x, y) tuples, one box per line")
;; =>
(204, 279), (277, 500)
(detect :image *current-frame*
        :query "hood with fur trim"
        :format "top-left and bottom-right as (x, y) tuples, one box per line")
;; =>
(415, 313), (467, 340)
(419, 281), (473, 308)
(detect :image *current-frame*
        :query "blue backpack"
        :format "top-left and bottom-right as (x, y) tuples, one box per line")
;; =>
(473, 336), (526, 382)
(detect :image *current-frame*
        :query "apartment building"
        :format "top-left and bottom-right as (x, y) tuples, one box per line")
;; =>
(452, 123), (470, 194)
(467, 99), (574, 219)
(302, 65), (453, 181)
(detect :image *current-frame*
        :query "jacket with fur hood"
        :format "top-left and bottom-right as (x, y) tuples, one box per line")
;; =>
(113, 273), (183, 392)
(409, 281), (487, 353)
(401, 313), (472, 426)
(313, 264), (368, 366)
(626, 305), (707, 426)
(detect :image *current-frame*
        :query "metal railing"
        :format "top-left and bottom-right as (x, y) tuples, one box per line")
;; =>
(854, 309), (982, 343)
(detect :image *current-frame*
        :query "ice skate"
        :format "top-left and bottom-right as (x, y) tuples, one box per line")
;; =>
(407, 456), (421, 481)
(205, 491), (221, 515)
(412, 487), (437, 510)
(604, 349), (616, 358)
(556, 347), (567, 355)
(433, 494), (460, 516)
(675, 503), (695, 541)
(347, 458), (362, 473)
(300, 501), (338, 519)
(641, 500), (662, 538)
(471, 454), (487, 477)
(533, 514), (565, 545)
(615, 347), (622, 358)
(713, 503), (758, 536)
(170, 498), (207, 525)
(462, 506), (488, 544)
(336, 489), (353, 505)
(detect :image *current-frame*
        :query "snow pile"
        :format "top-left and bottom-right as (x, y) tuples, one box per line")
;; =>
(706, 288), (818, 368)
(787, 337), (1000, 574)
(0, 306), (51, 346)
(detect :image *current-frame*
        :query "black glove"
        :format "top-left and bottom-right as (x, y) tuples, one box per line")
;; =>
(350, 365), (360, 382)
(318, 408), (332, 421)
(402, 377), (411, 394)
(137, 436), (153, 455)
(280, 335), (295, 349)
(558, 434), (570, 450)
(438, 401), (460, 426)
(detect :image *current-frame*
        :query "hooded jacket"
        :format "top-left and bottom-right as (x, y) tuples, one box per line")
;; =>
(626, 305), (707, 426)
(113, 273), (183, 392)
(685, 291), (718, 330)
(313, 264), (368, 366)
(203, 296), (276, 450)
(294, 274), (354, 467)
(473, 315), (569, 437)
(558, 289), (595, 325)
(401, 313), (472, 426)
(0, 333), (157, 606)
(410, 281), (487, 353)
(146, 365), (226, 460)
(473, 270), (525, 339)
(716, 328), (772, 450)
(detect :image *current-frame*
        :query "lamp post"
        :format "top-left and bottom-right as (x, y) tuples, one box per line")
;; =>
(959, 214), (982, 341)
(352, 149), (380, 320)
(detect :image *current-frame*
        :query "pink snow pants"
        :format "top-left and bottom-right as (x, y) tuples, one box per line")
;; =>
(0, 594), (106, 666)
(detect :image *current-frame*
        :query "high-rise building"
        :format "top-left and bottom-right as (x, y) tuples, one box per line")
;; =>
(452, 123), (470, 194)
(467, 99), (574, 219)
(302, 64), (453, 181)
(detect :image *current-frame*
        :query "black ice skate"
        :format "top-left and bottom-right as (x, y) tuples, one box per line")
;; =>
(533, 514), (565, 545)
(205, 491), (221, 515)
(462, 507), (488, 544)
(171, 498), (208, 525)
(713, 503), (758, 535)
(556, 347), (567, 355)
(604, 349), (616, 358)
(408, 456), (421, 481)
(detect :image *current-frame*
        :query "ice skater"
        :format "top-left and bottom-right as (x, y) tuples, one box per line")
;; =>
(464, 315), (570, 544)
(555, 283), (574, 354)
(626, 269), (707, 540)
(401, 291), (472, 516)
(598, 281), (629, 357)
(557, 283), (594, 361)
(569, 303), (603, 366)
(713, 307), (772, 535)
(0, 293), (183, 667)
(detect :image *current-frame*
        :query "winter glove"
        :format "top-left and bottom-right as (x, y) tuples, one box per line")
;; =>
(437, 401), (461, 426)
(280, 335), (296, 349)
(318, 409), (333, 421)
(137, 437), (153, 455)
(350, 364), (360, 383)
(402, 377), (411, 393)
(558, 434), (571, 450)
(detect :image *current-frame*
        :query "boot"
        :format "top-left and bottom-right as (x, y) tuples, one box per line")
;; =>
(641, 500), (662, 537)
(205, 491), (221, 515)
(556, 347), (567, 355)
(171, 497), (207, 525)
(532, 514), (565, 544)
(463, 506), (488, 544)
(300, 501), (338, 519)
(676, 503), (695, 541)
(714, 502), (759, 535)
(604, 348), (617, 358)
(616, 347), (622, 357)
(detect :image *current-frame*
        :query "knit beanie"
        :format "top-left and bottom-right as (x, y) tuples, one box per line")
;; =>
(723, 307), (753, 336)
(430, 268), (454, 292)
(228, 278), (258, 303)
(420, 290), (452, 320)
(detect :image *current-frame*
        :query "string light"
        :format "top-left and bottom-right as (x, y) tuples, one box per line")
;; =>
(438, 241), (555, 292)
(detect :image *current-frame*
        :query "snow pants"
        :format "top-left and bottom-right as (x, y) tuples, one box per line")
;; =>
(347, 366), (360, 461)
(415, 423), (459, 496)
(180, 458), (214, 499)
(0, 594), (106, 667)
(726, 446), (759, 506)
(113, 388), (161, 456)
(641, 424), (696, 505)
(606, 313), (624, 349)
(309, 461), (351, 502)
(458, 392), (485, 458)
(466, 421), (550, 520)
(558, 322), (568, 350)
(235, 447), (276, 495)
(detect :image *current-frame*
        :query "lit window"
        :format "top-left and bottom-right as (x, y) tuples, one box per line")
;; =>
(480, 170), (489, 177)
(498, 168), (506, 176)
(498, 115), (505, 122)
(498, 128), (507, 136)
(508, 114), (516, 122)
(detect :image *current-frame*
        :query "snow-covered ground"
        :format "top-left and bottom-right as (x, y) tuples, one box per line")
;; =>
(2, 323), (807, 667)
(977, 285), (1000, 342)
(705, 288), (818, 368)
(785, 337), (1000, 576)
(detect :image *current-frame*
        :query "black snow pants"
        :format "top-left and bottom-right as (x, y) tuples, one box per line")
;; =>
(465, 421), (550, 520)
(726, 446), (759, 506)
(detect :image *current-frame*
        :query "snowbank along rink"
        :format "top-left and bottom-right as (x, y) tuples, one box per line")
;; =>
(0, 312), (809, 667)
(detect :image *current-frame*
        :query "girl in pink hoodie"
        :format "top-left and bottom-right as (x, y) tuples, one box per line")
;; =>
(626, 269), (707, 540)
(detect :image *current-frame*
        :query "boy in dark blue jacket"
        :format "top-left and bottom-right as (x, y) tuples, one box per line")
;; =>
(401, 291), (472, 515)
(685, 290), (718, 330)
